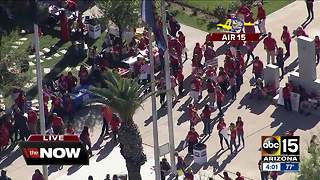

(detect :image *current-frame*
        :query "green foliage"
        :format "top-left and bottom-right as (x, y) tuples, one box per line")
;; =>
(228, 1), (241, 13)
(90, 70), (148, 179)
(0, 30), (28, 96)
(96, 0), (141, 32)
(213, 5), (227, 23)
(298, 143), (320, 179)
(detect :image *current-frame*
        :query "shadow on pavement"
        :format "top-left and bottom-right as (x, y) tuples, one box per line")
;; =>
(144, 106), (168, 126)
(96, 140), (118, 162)
(0, 147), (22, 170)
(48, 165), (63, 176)
(237, 93), (272, 115)
(67, 165), (82, 176)
(270, 107), (320, 136)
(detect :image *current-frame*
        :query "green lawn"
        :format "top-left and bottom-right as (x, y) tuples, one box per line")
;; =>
(171, 0), (295, 32)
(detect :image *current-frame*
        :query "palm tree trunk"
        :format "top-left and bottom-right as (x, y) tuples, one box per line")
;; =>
(118, 118), (146, 180)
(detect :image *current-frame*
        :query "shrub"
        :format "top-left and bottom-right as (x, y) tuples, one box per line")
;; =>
(213, 6), (226, 23)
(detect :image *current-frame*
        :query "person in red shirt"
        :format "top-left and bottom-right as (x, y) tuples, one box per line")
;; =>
(178, 31), (187, 61)
(216, 86), (225, 116)
(64, 94), (73, 121)
(110, 114), (121, 142)
(236, 116), (244, 146)
(100, 106), (112, 137)
(193, 43), (203, 62)
(281, 26), (291, 57)
(229, 72), (237, 100)
(189, 75), (202, 105)
(201, 104), (212, 135)
(217, 117), (229, 149)
(206, 79), (216, 107)
(235, 172), (245, 180)
(315, 35), (320, 64)
(184, 168), (194, 180)
(66, 72), (77, 93)
(80, 126), (93, 156)
(27, 109), (38, 134)
(252, 56), (264, 80)
(51, 113), (64, 135)
(15, 92), (26, 113)
(58, 74), (68, 94)
(229, 122), (237, 153)
(186, 127), (199, 154)
(204, 44), (216, 68)
(176, 68), (184, 96)
(295, 26), (308, 37)
(256, 3), (267, 36)
(263, 32), (277, 64)
(244, 12), (255, 34)
(51, 94), (63, 117)
(237, 3), (251, 21)
(283, 83), (292, 111)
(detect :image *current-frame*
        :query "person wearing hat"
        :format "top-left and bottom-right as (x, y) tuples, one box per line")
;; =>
(186, 127), (199, 154)
(110, 114), (121, 142)
(51, 113), (64, 135)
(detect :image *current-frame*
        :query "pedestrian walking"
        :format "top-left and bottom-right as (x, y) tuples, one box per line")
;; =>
(184, 168), (194, 180)
(252, 56), (264, 81)
(276, 47), (285, 79)
(315, 35), (320, 64)
(176, 68), (184, 96)
(229, 72), (237, 100)
(223, 171), (232, 180)
(229, 123), (237, 153)
(263, 32), (277, 64)
(245, 41), (255, 64)
(216, 86), (225, 116)
(110, 114), (121, 142)
(160, 158), (171, 180)
(217, 118), (229, 149)
(189, 75), (201, 105)
(257, 3), (267, 36)
(306, 0), (314, 20)
(283, 83), (292, 111)
(206, 79), (216, 107)
(80, 126), (93, 156)
(100, 106), (112, 137)
(27, 109), (38, 134)
(178, 31), (188, 61)
(186, 127), (199, 154)
(236, 116), (245, 147)
(201, 105), (213, 135)
(0, 170), (11, 180)
(175, 152), (186, 175)
(281, 26), (291, 57)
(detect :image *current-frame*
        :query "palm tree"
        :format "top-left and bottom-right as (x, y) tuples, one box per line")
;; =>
(90, 70), (152, 180)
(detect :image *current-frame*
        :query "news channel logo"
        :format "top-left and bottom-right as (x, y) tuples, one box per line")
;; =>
(261, 136), (300, 157)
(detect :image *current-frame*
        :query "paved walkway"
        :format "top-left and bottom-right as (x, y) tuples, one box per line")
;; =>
(2, 1), (320, 180)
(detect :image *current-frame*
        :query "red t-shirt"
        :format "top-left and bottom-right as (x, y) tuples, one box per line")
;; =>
(230, 129), (237, 140)
(193, 46), (203, 59)
(216, 90), (224, 102)
(53, 97), (62, 108)
(263, 37), (277, 51)
(202, 108), (211, 119)
(236, 120), (244, 133)
(67, 75), (77, 89)
(315, 39), (320, 49)
(253, 60), (263, 74)
(187, 131), (199, 143)
(102, 107), (112, 122)
(192, 78), (201, 92)
(110, 117), (120, 131)
(217, 121), (226, 131)
(296, 29), (308, 37)
(28, 110), (38, 124)
(178, 34), (186, 48)
(238, 5), (251, 17)
(176, 72), (184, 83)
(283, 86), (291, 99)
(52, 116), (64, 127)
(281, 30), (291, 43)
(257, 6), (266, 20)
(236, 176), (245, 180)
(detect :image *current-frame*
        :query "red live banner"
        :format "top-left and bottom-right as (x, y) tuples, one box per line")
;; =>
(209, 33), (260, 41)
(27, 134), (79, 142)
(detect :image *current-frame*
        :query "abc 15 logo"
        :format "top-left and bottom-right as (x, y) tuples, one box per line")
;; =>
(261, 136), (300, 156)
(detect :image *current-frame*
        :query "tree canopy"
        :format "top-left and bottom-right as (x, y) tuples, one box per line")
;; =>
(96, 0), (141, 32)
